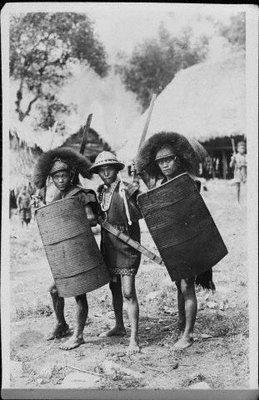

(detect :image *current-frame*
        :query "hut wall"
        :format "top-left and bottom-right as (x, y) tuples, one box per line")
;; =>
(61, 127), (112, 162)
(9, 130), (42, 191)
(200, 134), (245, 179)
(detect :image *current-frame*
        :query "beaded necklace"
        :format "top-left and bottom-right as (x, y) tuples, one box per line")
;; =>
(100, 179), (120, 212)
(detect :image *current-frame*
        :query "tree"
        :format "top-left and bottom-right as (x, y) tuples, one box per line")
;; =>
(115, 25), (209, 111)
(218, 13), (245, 50)
(10, 12), (109, 124)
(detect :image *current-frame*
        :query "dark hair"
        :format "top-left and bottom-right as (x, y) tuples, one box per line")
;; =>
(136, 131), (199, 179)
(33, 147), (92, 189)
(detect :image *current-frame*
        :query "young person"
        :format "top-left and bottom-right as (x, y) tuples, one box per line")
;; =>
(90, 151), (142, 355)
(17, 185), (32, 227)
(33, 147), (100, 350)
(229, 141), (247, 203)
(136, 132), (215, 350)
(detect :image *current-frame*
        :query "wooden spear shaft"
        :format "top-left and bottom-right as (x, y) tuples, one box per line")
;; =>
(79, 113), (93, 155)
(72, 113), (93, 185)
(131, 93), (156, 184)
(137, 93), (157, 152)
(43, 121), (58, 204)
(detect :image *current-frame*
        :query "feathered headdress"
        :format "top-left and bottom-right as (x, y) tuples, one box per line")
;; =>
(136, 131), (207, 179)
(33, 147), (92, 189)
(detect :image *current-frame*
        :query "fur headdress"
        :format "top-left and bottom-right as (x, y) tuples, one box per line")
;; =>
(136, 131), (202, 179)
(33, 147), (92, 189)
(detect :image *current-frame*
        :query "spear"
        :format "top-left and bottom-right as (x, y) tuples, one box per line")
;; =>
(79, 113), (93, 155)
(137, 93), (157, 153)
(132, 94), (156, 180)
(131, 93), (156, 188)
(72, 113), (93, 185)
(42, 121), (58, 204)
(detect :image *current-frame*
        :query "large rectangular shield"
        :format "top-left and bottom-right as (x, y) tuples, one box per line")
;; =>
(138, 173), (228, 281)
(36, 197), (109, 297)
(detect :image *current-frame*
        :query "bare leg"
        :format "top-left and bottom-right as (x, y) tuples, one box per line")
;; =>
(174, 278), (197, 350)
(60, 294), (88, 350)
(99, 277), (126, 337)
(176, 281), (186, 335)
(47, 284), (70, 340)
(236, 182), (241, 203)
(121, 275), (140, 355)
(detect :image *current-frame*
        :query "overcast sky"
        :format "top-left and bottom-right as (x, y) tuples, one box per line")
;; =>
(6, 2), (243, 60)
(83, 3), (239, 60)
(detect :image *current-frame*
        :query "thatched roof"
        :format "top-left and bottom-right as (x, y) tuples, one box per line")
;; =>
(61, 126), (111, 162)
(118, 52), (245, 161)
(9, 130), (43, 189)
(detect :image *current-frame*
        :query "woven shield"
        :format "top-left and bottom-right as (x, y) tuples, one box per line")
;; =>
(138, 173), (228, 281)
(36, 197), (109, 297)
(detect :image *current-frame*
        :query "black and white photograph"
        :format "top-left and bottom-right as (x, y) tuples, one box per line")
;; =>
(1, 3), (258, 399)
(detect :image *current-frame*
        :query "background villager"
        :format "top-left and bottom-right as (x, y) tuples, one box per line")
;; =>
(16, 185), (32, 227)
(136, 131), (218, 350)
(27, 181), (35, 197)
(9, 189), (17, 218)
(229, 141), (247, 203)
(33, 147), (103, 350)
(30, 188), (45, 219)
(90, 151), (142, 355)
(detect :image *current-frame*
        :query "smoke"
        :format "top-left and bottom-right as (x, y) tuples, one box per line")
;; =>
(9, 66), (142, 153)
(57, 64), (142, 151)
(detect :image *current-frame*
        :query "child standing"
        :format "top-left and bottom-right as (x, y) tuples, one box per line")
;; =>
(90, 151), (142, 355)
(229, 141), (247, 203)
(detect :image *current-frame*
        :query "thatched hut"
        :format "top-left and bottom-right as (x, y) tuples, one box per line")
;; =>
(61, 126), (112, 163)
(9, 129), (43, 193)
(119, 52), (245, 179)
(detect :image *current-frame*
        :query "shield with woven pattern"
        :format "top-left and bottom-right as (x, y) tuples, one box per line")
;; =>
(36, 197), (109, 297)
(138, 173), (228, 281)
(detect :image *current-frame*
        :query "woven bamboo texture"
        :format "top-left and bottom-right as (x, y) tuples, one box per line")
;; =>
(36, 197), (109, 297)
(138, 173), (228, 281)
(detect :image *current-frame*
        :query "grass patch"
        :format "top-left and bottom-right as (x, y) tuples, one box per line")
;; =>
(15, 302), (53, 320)
(196, 308), (249, 338)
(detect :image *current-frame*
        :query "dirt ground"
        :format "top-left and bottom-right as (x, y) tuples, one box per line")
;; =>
(8, 179), (249, 390)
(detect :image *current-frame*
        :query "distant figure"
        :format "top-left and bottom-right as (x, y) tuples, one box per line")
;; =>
(30, 188), (45, 219)
(229, 141), (247, 203)
(9, 189), (17, 218)
(27, 181), (35, 197)
(215, 157), (220, 178)
(16, 186), (31, 227)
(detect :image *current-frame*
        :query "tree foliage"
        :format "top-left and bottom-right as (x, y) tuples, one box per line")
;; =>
(115, 25), (209, 111)
(218, 13), (245, 50)
(10, 12), (109, 124)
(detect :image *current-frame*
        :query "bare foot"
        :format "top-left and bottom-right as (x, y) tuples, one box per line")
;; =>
(177, 328), (184, 338)
(46, 323), (70, 340)
(173, 336), (194, 350)
(59, 334), (84, 350)
(99, 326), (126, 338)
(127, 341), (140, 355)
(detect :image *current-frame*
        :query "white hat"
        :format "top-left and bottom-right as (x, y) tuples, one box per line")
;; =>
(90, 151), (125, 173)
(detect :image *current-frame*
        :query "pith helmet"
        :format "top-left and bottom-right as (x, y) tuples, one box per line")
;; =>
(90, 151), (125, 173)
